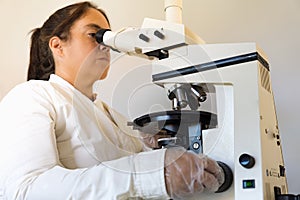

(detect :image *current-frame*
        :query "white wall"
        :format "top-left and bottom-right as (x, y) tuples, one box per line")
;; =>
(1, 0), (299, 194)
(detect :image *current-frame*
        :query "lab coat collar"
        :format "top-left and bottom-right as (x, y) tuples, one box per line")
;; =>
(49, 74), (96, 102)
(49, 74), (75, 91)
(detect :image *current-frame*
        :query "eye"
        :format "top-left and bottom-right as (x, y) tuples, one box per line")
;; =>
(88, 33), (96, 38)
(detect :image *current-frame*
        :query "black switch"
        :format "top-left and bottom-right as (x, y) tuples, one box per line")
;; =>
(239, 153), (255, 169)
(279, 165), (286, 177)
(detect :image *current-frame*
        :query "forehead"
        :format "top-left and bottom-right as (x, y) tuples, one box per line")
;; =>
(72, 8), (110, 31)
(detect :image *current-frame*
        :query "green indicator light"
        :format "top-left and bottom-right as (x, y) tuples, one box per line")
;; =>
(243, 179), (255, 189)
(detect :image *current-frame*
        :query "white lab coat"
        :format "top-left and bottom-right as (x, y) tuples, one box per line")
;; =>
(0, 75), (169, 200)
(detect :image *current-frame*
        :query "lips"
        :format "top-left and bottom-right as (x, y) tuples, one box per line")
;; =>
(97, 57), (110, 62)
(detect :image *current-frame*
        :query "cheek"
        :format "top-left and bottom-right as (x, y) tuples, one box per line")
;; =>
(74, 40), (97, 58)
(77, 45), (99, 67)
(78, 45), (110, 78)
(66, 46), (91, 67)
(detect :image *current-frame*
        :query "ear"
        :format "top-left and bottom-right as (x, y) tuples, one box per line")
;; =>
(49, 36), (64, 57)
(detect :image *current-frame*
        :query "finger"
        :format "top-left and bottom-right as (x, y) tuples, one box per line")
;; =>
(205, 158), (225, 185)
(192, 177), (205, 193)
(199, 171), (220, 192)
(204, 157), (223, 176)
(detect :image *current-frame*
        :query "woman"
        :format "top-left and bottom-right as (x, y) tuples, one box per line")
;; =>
(0, 2), (224, 199)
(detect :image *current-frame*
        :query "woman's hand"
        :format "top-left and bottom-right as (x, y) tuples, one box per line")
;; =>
(140, 132), (172, 149)
(164, 147), (224, 199)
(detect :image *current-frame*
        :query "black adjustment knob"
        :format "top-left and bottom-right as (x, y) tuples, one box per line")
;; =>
(154, 30), (165, 39)
(139, 33), (150, 42)
(239, 153), (255, 169)
(276, 194), (300, 200)
(215, 161), (233, 193)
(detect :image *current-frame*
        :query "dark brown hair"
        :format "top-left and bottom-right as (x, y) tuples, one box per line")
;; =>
(27, 1), (110, 81)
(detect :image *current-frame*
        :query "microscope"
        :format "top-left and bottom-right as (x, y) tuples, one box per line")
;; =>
(95, 0), (298, 199)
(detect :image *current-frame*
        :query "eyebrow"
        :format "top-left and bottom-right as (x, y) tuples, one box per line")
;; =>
(84, 23), (102, 31)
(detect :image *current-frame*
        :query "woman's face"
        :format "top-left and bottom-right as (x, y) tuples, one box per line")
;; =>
(57, 8), (111, 85)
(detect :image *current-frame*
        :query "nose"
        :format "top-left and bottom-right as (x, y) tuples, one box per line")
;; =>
(99, 44), (110, 52)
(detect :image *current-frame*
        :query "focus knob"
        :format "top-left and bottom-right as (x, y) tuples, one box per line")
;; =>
(216, 161), (233, 193)
(239, 153), (255, 169)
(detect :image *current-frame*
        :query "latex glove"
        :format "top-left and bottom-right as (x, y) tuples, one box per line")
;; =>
(164, 147), (224, 199)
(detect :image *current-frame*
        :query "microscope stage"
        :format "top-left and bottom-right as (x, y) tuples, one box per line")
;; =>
(132, 110), (217, 135)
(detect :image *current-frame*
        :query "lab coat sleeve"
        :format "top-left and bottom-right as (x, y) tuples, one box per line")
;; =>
(26, 150), (168, 200)
(0, 83), (169, 200)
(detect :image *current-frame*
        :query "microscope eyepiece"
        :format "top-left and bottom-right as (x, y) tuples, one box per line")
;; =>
(95, 29), (111, 44)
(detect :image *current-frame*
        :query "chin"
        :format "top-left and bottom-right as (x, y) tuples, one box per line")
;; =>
(99, 76), (107, 80)
(99, 73), (108, 80)
(99, 67), (110, 80)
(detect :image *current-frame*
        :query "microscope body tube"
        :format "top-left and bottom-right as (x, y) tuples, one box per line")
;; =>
(96, 28), (141, 54)
(164, 0), (183, 24)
